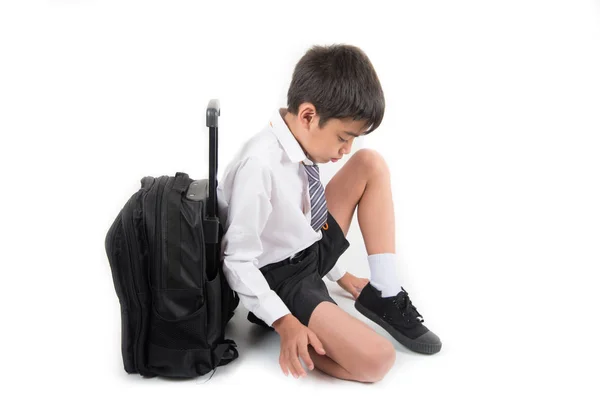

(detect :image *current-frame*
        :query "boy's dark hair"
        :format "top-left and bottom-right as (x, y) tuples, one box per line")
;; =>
(286, 44), (385, 135)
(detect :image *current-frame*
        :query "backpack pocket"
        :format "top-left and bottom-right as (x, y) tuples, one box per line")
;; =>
(147, 298), (210, 378)
(205, 272), (222, 345)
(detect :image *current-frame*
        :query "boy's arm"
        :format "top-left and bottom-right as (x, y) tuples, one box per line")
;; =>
(325, 263), (347, 282)
(221, 157), (291, 327)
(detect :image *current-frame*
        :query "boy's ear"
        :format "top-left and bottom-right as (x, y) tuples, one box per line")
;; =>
(298, 102), (318, 129)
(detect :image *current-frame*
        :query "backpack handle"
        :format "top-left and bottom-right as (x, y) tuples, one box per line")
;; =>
(206, 99), (220, 219)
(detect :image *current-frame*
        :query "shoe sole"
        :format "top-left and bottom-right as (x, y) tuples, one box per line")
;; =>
(355, 301), (441, 355)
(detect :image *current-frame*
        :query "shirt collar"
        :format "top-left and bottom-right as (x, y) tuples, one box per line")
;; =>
(270, 108), (315, 166)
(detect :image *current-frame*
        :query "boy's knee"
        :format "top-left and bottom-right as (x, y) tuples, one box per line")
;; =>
(353, 340), (396, 383)
(354, 148), (389, 176)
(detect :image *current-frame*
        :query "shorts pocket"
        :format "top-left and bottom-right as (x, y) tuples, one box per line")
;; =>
(269, 249), (318, 292)
(290, 246), (317, 266)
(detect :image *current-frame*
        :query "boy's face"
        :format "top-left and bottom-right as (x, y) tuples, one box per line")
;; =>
(290, 103), (369, 164)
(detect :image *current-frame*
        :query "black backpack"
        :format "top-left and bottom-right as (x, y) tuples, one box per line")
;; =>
(104, 99), (240, 378)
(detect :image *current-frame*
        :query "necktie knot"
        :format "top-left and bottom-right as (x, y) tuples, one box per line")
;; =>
(303, 164), (320, 182)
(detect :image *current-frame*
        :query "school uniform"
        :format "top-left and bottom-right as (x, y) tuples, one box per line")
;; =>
(217, 108), (350, 328)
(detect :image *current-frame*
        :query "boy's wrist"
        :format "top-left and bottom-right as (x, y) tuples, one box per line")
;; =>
(272, 313), (294, 332)
(336, 272), (350, 283)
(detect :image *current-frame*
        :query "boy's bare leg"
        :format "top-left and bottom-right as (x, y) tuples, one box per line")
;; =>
(301, 149), (398, 382)
(307, 302), (395, 383)
(306, 346), (357, 381)
(325, 148), (395, 255)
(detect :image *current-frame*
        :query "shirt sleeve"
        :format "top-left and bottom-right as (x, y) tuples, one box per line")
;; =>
(220, 157), (291, 327)
(325, 261), (347, 282)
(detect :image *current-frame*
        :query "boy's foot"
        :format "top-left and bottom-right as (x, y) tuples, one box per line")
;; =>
(247, 311), (275, 331)
(355, 283), (442, 354)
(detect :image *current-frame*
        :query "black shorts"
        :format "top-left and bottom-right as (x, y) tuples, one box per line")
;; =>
(247, 211), (350, 328)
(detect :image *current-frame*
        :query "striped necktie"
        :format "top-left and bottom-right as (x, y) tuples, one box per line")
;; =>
(303, 162), (328, 231)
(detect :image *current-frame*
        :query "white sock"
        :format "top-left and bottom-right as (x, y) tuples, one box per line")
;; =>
(367, 253), (403, 297)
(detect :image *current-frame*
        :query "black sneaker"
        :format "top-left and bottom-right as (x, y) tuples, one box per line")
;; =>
(247, 311), (275, 331)
(355, 283), (442, 354)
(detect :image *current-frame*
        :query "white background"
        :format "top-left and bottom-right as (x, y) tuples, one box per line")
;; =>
(1, 0), (599, 398)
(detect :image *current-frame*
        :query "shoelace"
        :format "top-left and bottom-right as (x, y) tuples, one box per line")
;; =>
(391, 287), (424, 326)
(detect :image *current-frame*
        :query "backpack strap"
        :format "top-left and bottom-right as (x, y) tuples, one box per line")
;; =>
(166, 172), (190, 287)
(211, 339), (239, 368)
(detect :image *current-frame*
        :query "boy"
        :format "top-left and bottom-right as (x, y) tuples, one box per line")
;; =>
(217, 44), (441, 383)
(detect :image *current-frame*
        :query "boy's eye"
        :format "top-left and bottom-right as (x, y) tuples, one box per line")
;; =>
(338, 136), (347, 143)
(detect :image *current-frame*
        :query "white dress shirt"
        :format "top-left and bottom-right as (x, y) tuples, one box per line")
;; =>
(217, 108), (347, 327)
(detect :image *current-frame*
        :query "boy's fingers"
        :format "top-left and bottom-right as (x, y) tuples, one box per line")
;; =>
(279, 350), (289, 376)
(346, 282), (359, 298)
(279, 360), (289, 377)
(283, 347), (299, 378)
(290, 347), (306, 378)
(298, 342), (314, 371)
(308, 332), (326, 355)
(285, 359), (296, 378)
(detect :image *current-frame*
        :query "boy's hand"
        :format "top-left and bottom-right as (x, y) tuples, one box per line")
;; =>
(272, 314), (326, 378)
(337, 272), (370, 300)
